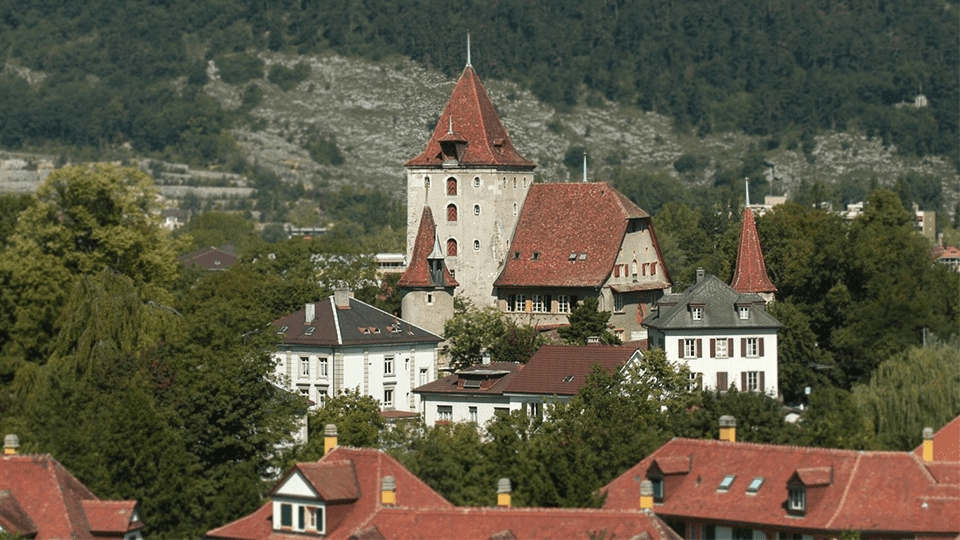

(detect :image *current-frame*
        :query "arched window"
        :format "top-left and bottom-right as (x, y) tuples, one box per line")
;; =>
(424, 176), (431, 189)
(513, 203), (518, 216)
(446, 177), (457, 196)
(473, 239), (480, 251)
(447, 204), (458, 222)
(474, 204), (481, 216)
(473, 177), (481, 188)
(513, 178), (517, 189)
(447, 239), (458, 256)
(523, 178), (527, 188)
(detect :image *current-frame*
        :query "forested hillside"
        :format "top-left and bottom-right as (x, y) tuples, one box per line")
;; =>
(0, 0), (956, 169)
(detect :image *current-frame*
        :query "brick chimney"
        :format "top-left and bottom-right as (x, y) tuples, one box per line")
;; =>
(497, 478), (512, 507)
(3, 434), (18, 455)
(381, 476), (396, 506)
(324, 424), (338, 455)
(922, 427), (934, 462)
(639, 479), (654, 511)
(720, 415), (737, 442)
(305, 302), (315, 324)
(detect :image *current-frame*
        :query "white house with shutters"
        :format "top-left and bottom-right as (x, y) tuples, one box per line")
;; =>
(642, 269), (781, 396)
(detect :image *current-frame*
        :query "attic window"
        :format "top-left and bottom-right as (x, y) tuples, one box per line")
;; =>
(578, 253), (587, 261)
(493, 138), (505, 147)
(739, 306), (750, 320)
(569, 253), (577, 261)
(562, 375), (574, 383)
(513, 252), (521, 260)
(746, 477), (765, 494)
(718, 475), (736, 492)
(360, 327), (371, 335)
(372, 327), (381, 334)
(788, 486), (806, 514)
(390, 324), (402, 333)
(277, 325), (288, 335)
(691, 306), (704, 320)
(463, 379), (482, 389)
(531, 252), (540, 261)
(304, 327), (316, 336)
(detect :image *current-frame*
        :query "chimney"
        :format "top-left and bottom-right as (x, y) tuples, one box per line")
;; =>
(497, 478), (512, 507)
(324, 424), (338, 455)
(586, 336), (600, 345)
(639, 479), (654, 511)
(922, 427), (934, 462)
(696, 267), (705, 283)
(3, 434), (18, 455)
(334, 289), (351, 309)
(305, 302), (315, 324)
(719, 415), (737, 442)
(381, 476), (396, 506)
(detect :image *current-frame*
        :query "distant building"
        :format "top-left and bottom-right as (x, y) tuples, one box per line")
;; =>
(0, 435), (145, 540)
(177, 246), (237, 271)
(931, 245), (960, 272)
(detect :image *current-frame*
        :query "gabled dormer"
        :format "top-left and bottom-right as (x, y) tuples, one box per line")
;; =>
(785, 466), (833, 516)
(645, 455), (691, 504)
(269, 461), (360, 535)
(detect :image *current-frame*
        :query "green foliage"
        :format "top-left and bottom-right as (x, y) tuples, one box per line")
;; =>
(268, 62), (311, 91)
(215, 53), (265, 85)
(853, 339), (960, 451)
(799, 386), (876, 450)
(305, 133), (345, 166)
(666, 388), (801, 445)
(0, 193), (32, 247)
(291, 389), (385, 466)
(176, 210), (258, 254)
(766, 301), (840, 405)
(442, 301), (508, 370)
(558, 297), (620, 345)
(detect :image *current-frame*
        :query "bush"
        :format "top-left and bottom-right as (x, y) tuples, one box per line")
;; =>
(305, 134), (345, 166)
(267, 62), (311, 91)
(216, 53), (264, 85)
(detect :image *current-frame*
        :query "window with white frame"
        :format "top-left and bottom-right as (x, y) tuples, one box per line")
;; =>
(746, 371), (759, 391)
(384, 356), (394, 376)
(469, 406), (478, 423)
(426, 293), (434, 305)
(532, 294), (545, 313)
(514, 294), (526, 312)
(691, 306), (703, 320)
(614, 329), (624, 342)
(473, 239), (480, 251)
(746, 337), (759, 357)
(474, 204), (480, 215)
(739, 306), (750, 319)
(688, 372), (703, 390)
(558, 295), (570, 313)
(419, 368), (428, 386)
(383, 388), (394, 407)
(683, 339), (698, 359)
(513, 202), (518, 215)
(317, 389), (327, 407)
(614, 293), (624, 313)
(319, 357), (328, 377)
(275, 501), (325, 533)
(473, 177), (481, 188)
(788, 487), (805, 513)
(437, 406), (452, 422)
(300, 357), (309, 378)
(715, 339), (728, 358)
(424, 176), (430, 189)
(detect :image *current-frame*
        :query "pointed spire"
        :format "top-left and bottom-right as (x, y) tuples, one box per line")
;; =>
(398, 207), (458, 288)
(466, 33), (472, 67)
(730, 207), (777, 297)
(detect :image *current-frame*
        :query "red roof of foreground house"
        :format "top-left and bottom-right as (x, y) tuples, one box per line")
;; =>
(730, 208), (776, 294)
(397, 206), (457, 289)
(504, 345), (641, 396)
(0, 453), (144, 539)
(208, 446), (682, 540)
(602, 434), (960, 537)
(495, 182), (670, 289)
(405, 65), (535, 170)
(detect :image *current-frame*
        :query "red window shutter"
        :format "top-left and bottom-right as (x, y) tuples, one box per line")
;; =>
(447, 178), (457, 195)
(696, 339), (702, 358)
(651, 262), (657, 275)
(741, 372), (747, 391)
(446, 239), (457, 256)
(710, 339), (716, 358)
(614, 265), (620, 277)
(759, 337), (764, 356)
(728, 338), (734, 356)
(447, 204), (457, 222)
(759, 372), (765, 393)
(741, 338), (746, 357)
(717, 372), (727, 391)
(678, 340), (684, 358)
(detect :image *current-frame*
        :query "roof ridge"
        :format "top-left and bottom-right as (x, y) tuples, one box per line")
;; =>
(825, 452), (862, 529)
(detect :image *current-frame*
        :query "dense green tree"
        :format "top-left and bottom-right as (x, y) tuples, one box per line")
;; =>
(290, 388), (385, 466)
(442, 301), (508, 370)
(557, 297), (620, 345)
(798, 386), (877, 450)
(767, 301), (841, 405)
(176, 210), (258, 254)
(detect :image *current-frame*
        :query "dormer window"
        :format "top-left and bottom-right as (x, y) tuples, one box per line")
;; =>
(531, 252), (540, 261)
(274, 500), (325, 533)
(691, 305), (704, 320)
(788, 486), (806, 514)
(648, 473), (664, 502)
(739, 306), (750, 319)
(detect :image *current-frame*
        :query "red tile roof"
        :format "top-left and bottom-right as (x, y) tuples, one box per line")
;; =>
(269, 460), (362, 502)
(495, 182), (668, 289)
(730, 208), (777, 294)
(602, 437), (960, 536)
(397, 207), (457, 288)
(503, 345), (640, 396)
(177, 246), (237, 271)
(913, 415), (960, 462)
(413, 363), (523, 396)
(0, 490), (37, 536)
(404, 66), (535, 170)
(0, 453), (144, 539)
(208, 446), (682, 540)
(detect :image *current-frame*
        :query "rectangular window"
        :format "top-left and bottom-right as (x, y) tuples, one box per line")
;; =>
(419, 368), (428, 386)
(298, 505), (305, 530)
(528, 402), (542, 417)
(383, 388), (394, 407)
(469, 406), (478, 423)
(739, 306), (750, 320)
(281, 504), (292, 527)
(494, 407), (510, 417)
(532, 294), (545, 313)
(437, 406), (452, 422)
(682, 339), (701, 359)
(688, 372), (703, 390)
(319, 357), (328, 377)
(558, 295), (570, 314)
(384, 356), (394, 376)
(714, 339), (728, 358)
(746, 371), (759, 392)
(300, 357), (309, 378)
(788, 488), (806, 512)
(746, 337), (759, 357)
(315, 507), (325, 533)
(614, 293), (624, 313)
(426, 293), (434, 305)
(691, 306), (703, 320)
(649, 475), (664, 501)
(514, 294), (526, 312)
(318, 389), (327, 407)
(717, 372), (728, 392)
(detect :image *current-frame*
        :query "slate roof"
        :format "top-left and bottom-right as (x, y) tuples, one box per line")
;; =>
(643, 274), (782, 331)
(404, 65), (535, 170)
(495, 182), (670, 289)
(503, 345), (640, 396)
(397, 206), (457, 288)
(0, 453), (143, 539)
(207, 446), (682, 540)
(602, 435), (960, 536)
(413, 363), (522, 396)
(730, 208), (777, 294)
(177, 246), (237, 271)
(272, 296), (442, 348)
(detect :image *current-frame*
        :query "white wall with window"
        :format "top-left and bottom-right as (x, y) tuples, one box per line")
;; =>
(271, 473), (326, 534)
(419, 394), (517, 427)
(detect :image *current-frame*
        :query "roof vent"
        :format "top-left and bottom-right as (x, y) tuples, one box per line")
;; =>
(578, 253), (587, 261)
(568, 253), (577, 261)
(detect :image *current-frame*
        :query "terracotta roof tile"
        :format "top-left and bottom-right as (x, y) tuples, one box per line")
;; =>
(503, 345), (640, 396)
(730, 208), (777, 294)
(273, 460), (361, 502)
(495, 183), (663, 288)
(0, 490), (37, 536)
(80, 500), (141, 534)
(913, 415), (960, 462)
(397, 207), (457, 288)
(405, 66), (535, 169)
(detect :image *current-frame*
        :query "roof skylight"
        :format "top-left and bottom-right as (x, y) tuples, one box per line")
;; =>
(304, 327), (316, 336)
(746, 477), (765, 494)
(277, 325), (288, 335)
(718, 474), (736, 491)
(562, 375), (575, 383)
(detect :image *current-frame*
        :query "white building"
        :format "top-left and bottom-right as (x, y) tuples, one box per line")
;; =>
(271, 290), (443, 414)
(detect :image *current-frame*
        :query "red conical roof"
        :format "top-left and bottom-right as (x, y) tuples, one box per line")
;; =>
(398, 207), (458, 288)
(404, 66), (535, 169)
(730, 207), (777, 294)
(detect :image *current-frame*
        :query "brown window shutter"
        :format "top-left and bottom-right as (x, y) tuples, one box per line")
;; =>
(717, 372), (727, 391)
(759, 337), (764, 356)
(741, 338), (746, 357)
(696, 339), (702, 358)
(678, 340), (684, 358)
(741, 372), (747, 391)
(651, 262), (657, 275)
(728, 338), (734, 356)
(759, 372), (765, 393)
(614, 265), (620, 277)
(710, 339), (716, 358)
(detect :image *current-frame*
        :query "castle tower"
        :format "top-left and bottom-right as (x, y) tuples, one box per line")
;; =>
(399, 207), (458, 336)
(730, 207), (777, 303)
(404, 61), (536, 308)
